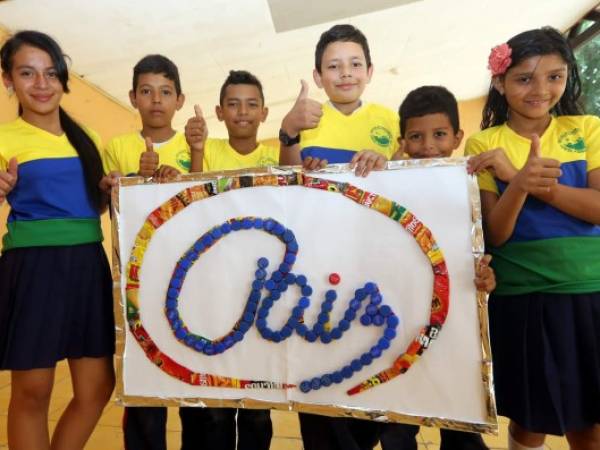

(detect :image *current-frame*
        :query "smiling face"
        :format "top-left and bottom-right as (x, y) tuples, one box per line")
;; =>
(2, 44), (64, 120)
(495, 53), (568, 124)
(216, 83), (268, 139)
(401, 113), (463, 159)
(313, 41), (372, 115)
(129, 72), (184, 129)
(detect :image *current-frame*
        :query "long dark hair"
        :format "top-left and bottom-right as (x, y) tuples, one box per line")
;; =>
(0, 30), (104, 210)
(481, 27), (583, 130)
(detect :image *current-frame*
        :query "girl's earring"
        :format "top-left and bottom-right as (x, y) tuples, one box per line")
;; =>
(7, 86), (14, 97)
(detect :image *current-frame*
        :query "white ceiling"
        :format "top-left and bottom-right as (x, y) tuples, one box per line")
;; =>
(0, 0), (596, 139)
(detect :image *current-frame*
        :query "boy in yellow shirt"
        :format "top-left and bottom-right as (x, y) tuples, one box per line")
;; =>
(103, 54), (189, 180)
(181, 70), (277, 450)
(102, 54), (190, 450)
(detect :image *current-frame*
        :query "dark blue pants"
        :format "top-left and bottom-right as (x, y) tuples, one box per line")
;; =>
(299, 413), (381, 450)
(123, 406), (272, 450)
(379, 423), (488, 450)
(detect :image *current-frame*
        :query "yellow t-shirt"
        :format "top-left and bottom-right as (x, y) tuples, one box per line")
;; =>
(203, 138), (279, 171)
(103, 131), (191, 175)
(464, 115), (600, 295)
(299, 102), (399, 162)
(465, 115), (600, 194)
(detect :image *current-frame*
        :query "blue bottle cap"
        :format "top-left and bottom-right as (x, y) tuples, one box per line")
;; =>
(283, 230), (295, 242)
(287, 241), (299, 252)
(331, 328), (342, 340)
(378, 337), (391, 349)
(249, 290), (261, 303)
(194, 340), (206, 351)
(175, 328), (187, 340)
(325, 290), (337, 302)
(242, 218), (253, 229)
(387, 315), (400, 328)
(349, 299), (361, 311)
(265, 279), (276, 291)
(285, 273), (296, 284)
(350, 359), (362, 371)
(379, 305), (392, 316)
(364, 282), (376, 294)
(339, 319), (350, 331)
(299, 381), (311, 393)
(238, 321), (251, 333)
(166, 309), (178, 321)
(384, 328), (397, 340)
(371, 293), (383, 305)
(255, 269), (267, 280)
(320, 333), (332, 344)
(170, 277), (183, 289)
(372, 315), (385, 326)
(233, 331), (244, 341)
(220, 222), (231, 233)
(215, 342), (225, 353)
(166, 299), (177, 309)
(344, 310), (356, 321)
(321, 302), (333, 313)
(342, 366), (354, 378)
(231, 220), (242, 231)
(243, 312), (255, 323)
(370, 346), (382, 358)
(257, 257), (269, 269)
(279, 263), (291, 274)
(296, 275), (307, 286)
(211, 228), (223, 239)
(317, 312), (329, 324)
(366, 305), (378, 316)
(360, 353), (373, 366)
(321, 375), (332, 387)
(204, 345), (215, 355)
(253, 218), (264, 229)
(252, 280), (264, 290)
(284, 253), (296, 264)
(264, 219), (275, 231)
(332, 371), (343, 384)
(273, 224), (285, 235)
(305, 331), (317, 342)
(310, 377), (321, 390)
(360, 314), (372, 326)
(272, 271), (283, 282)
(296, 323), (308, 336)
(301, 285), (313, 296)
(354, 288), (366, 300)
(292, 306), (304, 318)
(298, 297), (310, 309)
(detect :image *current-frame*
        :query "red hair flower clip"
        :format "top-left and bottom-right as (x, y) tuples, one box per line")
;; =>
(488, 43), (512, 76)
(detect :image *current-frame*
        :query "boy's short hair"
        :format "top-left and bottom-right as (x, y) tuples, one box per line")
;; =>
(132, 54), (182, 96)
(399, 86), (460, 137)
(219, 70), (265, 105)
(314, 24), (372, 73)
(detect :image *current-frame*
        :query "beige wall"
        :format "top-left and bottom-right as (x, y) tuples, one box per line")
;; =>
(0, 27), (486, 257)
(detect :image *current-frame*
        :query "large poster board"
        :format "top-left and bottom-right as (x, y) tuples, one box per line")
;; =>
(112, 159), (497, 433)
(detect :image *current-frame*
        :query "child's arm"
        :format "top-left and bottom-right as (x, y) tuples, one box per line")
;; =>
(470, 141), (600, 225)
(0, 157), (18, 205)
(279, 80), (323, 166)
(529, 169), (600, 225)
(139, 137), (159, 177)
(98, 171), (121, 212)
(481, 135), (561, 246)
(185, 105), (208, 173)
(474, 254), (495, 293)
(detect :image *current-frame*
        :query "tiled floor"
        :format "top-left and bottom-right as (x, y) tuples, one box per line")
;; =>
(0, 362), (570, 450)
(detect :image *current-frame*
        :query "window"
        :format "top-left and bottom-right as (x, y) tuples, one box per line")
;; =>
(569, 8), (600, 115)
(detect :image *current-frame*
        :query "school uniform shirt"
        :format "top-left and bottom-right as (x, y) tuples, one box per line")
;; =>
(0, 117), (103, 251)
(465, 115), (600, 295)
(203, 138), (279, 171)
(299, 102), (399, 163)
(103, 131), (191, 175)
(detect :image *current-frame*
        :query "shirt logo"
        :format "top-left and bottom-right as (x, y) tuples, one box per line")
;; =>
(559, 128), (585, 153)
(370, 126), (392, 148)
(257, 156), (278, 167)
(177, 150), (191, 171)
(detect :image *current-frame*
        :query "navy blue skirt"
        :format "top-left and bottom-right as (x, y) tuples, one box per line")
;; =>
(0, 243), (115, 370)
(489, 292), (600, 435)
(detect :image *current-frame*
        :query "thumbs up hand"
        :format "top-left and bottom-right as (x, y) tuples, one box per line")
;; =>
(184, 104), (208, 153)
(0, 157), (18, 204)
(514, 134), (562, 195)
(139, 137), (159, 178)
(280, 80), (323, 141)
